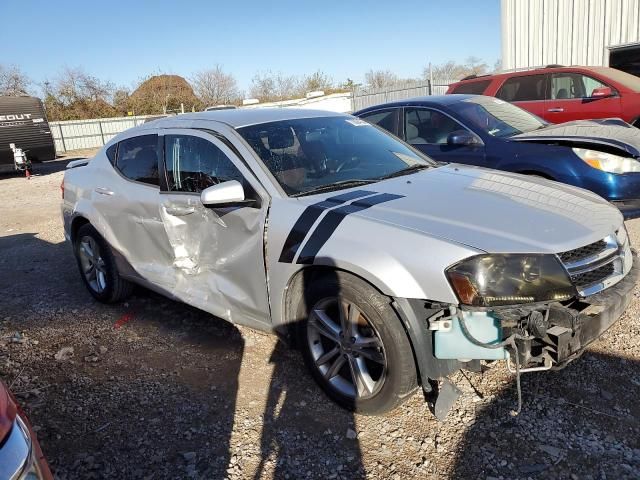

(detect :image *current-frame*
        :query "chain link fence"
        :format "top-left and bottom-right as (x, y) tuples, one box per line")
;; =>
(352, 80), (455, 111)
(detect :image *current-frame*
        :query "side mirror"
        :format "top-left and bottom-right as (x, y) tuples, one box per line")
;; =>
(447, 130), (482, 147)
(200, 180), (248, 207)
(591, 86), (614, 98)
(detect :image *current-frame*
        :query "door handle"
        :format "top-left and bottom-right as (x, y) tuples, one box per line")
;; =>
(547, 108), (564, 112)
(165, 206), (195, 216)
(94, 187), (114, 196)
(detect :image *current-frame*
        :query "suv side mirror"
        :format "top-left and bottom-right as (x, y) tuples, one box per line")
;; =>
(447, 130), (482, 147)
(201, 180), (249, 207)
(591, 86), (614, 98)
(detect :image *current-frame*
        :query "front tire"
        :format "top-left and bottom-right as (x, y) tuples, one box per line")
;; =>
(297, 271), (418, 415)
(74, 224), (133, 303)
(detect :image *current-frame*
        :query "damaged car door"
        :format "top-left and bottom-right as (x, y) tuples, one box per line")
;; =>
(157, 129), (271, 329)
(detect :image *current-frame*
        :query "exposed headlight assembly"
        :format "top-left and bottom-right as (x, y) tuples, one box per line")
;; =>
(446, 254), (577, 307)
(573, 148), (640, 174)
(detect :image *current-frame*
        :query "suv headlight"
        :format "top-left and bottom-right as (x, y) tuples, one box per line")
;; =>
(573, 148), (640, 174)
(446, 254), (577, 307)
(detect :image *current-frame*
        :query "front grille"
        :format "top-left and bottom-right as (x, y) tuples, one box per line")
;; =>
(557, 233), (629, 296)
(570, 262), (615, 287)
(558, 240), (607, 264)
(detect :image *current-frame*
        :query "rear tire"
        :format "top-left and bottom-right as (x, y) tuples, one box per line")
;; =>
(74, 224), (133, 303)
(297, 271), (418, 415)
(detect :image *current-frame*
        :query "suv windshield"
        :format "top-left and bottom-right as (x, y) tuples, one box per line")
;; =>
(449, 96), (547, 137)
(592, 67), (640, 92)
(237, 116), (435, 196)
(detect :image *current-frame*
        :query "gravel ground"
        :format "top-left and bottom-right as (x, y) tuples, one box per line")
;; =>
(1, 152), (639, 479)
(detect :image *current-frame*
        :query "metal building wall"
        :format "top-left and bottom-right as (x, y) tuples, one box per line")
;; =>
(502, 0), (640, 70)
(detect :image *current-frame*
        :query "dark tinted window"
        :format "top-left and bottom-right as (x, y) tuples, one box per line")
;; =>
(496, 74), (546, 102)
(359, 109), (396, 134)
(106, 143), (117, 165)
(450, 79), (491, 95)
(116, 135), (159, 185)
(165, 135), (244, 193)
(404, 108), (465, 145)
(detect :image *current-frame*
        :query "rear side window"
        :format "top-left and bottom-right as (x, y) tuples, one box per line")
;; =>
(116, 134), (159, 186)
(496, 74), (546, 102)
(105, 144), (117, 165)
(450, 80), (491, 95)
(359, 109), (397, 134)
(164, 135), (245, 193)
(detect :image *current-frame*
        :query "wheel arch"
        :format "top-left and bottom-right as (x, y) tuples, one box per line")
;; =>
(281, 265), (425, 385)
(70, 215), (91, 243)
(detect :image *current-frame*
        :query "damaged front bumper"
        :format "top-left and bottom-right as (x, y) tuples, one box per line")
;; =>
(431, 250), (639, 370)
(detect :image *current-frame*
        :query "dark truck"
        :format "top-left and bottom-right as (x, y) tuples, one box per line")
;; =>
(0, 95), (56, 173)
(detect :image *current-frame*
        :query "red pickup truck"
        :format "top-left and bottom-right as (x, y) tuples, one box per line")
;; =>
(446, 66), (640, 127)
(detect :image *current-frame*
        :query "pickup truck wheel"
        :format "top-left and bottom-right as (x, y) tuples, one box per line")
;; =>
(298, 272), (417, 415)
(74, 224), (133, 303)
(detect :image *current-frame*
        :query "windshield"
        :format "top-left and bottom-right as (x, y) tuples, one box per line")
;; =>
(449, 96), (547, 137)
(237, 116), (435, 196)
(592, 67), (640, 92)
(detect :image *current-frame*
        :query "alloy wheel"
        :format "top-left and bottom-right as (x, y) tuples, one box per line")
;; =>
(78, 236), (107, 293)
(306, 297), (387, 399)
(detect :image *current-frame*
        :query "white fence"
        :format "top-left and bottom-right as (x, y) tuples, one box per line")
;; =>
(50, 115), (161, 153)
(352, 80), (454, 111)
(49, 81), (456, 153)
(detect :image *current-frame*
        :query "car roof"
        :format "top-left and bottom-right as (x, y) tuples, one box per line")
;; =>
(355, 94), (474, 114)
(451, 65), (615, 85)
(149, 108), (350, 129)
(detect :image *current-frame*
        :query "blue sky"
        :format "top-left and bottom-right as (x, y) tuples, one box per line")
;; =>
(1, 0), (501, 93)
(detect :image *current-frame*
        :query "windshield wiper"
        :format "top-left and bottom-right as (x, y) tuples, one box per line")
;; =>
(375, 164), (430, 181)
(291, 179), (377, 198)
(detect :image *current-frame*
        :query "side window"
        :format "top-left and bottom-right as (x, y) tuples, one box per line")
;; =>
(404, 108), (466, 145)
(106, 143), (117, 165)
(164, 135), (245, 193)
(116, 135), (159, 185)
(551, 73), (607, 99)
(496, 74), (546, 102)
(359, 109), (397, 134)
(450, 79), (491, 95)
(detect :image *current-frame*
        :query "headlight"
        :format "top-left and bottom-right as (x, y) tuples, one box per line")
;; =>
(446, 254), (577, 307)
(573, 148), (640, 174)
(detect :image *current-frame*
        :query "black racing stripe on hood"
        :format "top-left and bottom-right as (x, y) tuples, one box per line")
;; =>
(278, 190), (376, 263)
(296, 193), (404, 265)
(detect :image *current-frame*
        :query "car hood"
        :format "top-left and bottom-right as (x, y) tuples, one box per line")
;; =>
(300, 164), (622, 254)
(511, 119), (640, 158)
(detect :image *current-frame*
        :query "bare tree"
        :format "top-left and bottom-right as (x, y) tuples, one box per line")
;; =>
(364, 69), (399, 89)
(0, 64), (31, 96)
(249, 71), (301, 101)
(426, 57), (491, 83)
(41, 67), (117, 120)
(54, 66), (114, 105)
(464, 56), (489, 76)
(301, 70), (334, 92)
(191, 65), (239, 106)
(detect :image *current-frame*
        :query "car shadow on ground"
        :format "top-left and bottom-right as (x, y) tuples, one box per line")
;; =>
(0, 233), (365, 479)
(450, 351), (640, 479)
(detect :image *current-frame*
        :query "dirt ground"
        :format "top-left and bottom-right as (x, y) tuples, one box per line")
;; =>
(1, 151), (639, 479)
